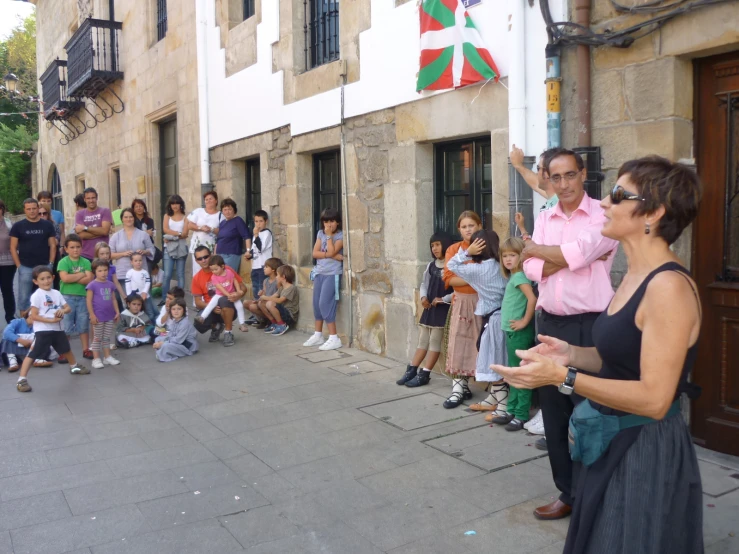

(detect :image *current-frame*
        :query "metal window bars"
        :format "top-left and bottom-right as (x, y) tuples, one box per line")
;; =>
(157, 0), (168, 41)
(304, 0), (339, 70)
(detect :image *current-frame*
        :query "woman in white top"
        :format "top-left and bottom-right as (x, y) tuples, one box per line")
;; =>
(161, 194), (189, 301)
(187, 190), (223, 276)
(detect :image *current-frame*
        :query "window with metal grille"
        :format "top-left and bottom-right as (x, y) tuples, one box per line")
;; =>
(305, 0), (339, 70)
(156, 0), (168, 41)
(51, 167), (64, 214)
(245, 158), (261, 227)
(244, 0), (255, 20)
(435, 137), (493, 238)
(313, 150), (341, 237)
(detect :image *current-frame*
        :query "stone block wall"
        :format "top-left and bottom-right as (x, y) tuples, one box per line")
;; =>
(208, 83), (509, 360)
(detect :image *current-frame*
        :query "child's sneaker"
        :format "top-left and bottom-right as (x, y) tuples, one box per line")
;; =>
(16, 378), (31, 392)
(271, 323), (288, 336)
(209, 323), (224, 343)
(110, 343), (117, 350)
(263, 324), (275, 334)
(83, 349), (94, 360)
(303, 334), (325, 347)
(70, 364), (90, 375)
(222, 331), (235, 347)
(92, 358), (104, 369)
(319, 336), (342, 351)
(239, 323), (249, 333)
(103, 356), (120, 366)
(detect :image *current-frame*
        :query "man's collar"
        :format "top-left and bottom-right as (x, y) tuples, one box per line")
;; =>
(551, 192), (591, 218)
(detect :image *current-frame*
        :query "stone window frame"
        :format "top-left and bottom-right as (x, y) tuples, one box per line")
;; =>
(144, 102), (178, 220)
(245, 157), (262, 227)
(304, 0), (340, 71)
(243, 0), (256, 20)
(434, 135), (494, 238)
(75, 174), (86, 195)
(49, 165), (64, 215)
(109, 164), (122, 210)
(312, 149), (342, 240)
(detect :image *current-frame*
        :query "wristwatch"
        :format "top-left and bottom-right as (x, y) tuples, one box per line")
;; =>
(83, 226), (88, 232)
(558, 367), (578, 395)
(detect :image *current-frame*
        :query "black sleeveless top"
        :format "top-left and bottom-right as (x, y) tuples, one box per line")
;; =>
(591, 261), (701, 415)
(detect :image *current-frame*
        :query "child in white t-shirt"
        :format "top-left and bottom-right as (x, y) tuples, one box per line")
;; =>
(125, 253), (156, 321)
(15, 266), (89, 393)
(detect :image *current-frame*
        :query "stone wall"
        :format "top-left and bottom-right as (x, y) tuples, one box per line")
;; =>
(560, 2), (739, 282)
(33, 0), (202, 232)
(208, 83), (509, 360)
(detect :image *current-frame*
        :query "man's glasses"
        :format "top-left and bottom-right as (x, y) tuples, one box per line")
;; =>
(195, 255), (210, 262)
(610, 184), (645, 204)
(548, 170), (582, 184)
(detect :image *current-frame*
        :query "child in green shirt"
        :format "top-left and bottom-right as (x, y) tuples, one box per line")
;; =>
(57, 234), (94, 361)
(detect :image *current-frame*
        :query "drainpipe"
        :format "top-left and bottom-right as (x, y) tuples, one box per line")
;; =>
(575, 0), (591, 146)
(507, 0), (526, 149)
(195, 0), (212, 205)
(339, 60), (353, 347)
(545, 44), (561, 148)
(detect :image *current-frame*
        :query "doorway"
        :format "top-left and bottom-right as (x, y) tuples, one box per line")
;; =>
(159, 118), (179, 219)
(692, 51), (739, 456)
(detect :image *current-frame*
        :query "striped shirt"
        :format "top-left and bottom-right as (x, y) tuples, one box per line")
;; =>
(446, 250), (507, 316)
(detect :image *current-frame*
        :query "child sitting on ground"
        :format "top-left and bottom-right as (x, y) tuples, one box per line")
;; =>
(1, 310), (57, 371)
(154, 298), (198, 362)
(155, 286), (185, 336)
(16, 266), (89, 393)
(397, 232), (454, 388)
(150, 264), (163, 298)
(116, 294), (154, 348)
(244, 257), (282, 329)
(125, 253), (156, 321)
(86, 259), (121, 369)
(195, 255), (249, 332)
(258, 265), (299, 336)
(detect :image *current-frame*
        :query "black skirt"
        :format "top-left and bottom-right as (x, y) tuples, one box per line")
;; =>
(565, 412), (704, 554)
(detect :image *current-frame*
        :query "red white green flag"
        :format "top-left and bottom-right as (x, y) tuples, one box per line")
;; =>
(417, 0), (500, 92)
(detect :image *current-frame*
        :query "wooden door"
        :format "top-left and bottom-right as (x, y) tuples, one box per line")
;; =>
(692, 52), (739, 456)
(159, 118), (178, 219)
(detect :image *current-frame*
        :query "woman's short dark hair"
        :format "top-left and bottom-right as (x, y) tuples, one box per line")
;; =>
(203, 190), (218, 202)
(91, 259), (110, 272)
(165, 194), (186, 217)
(74, 193), (86, 209)
(319, 207), (341, 231)
(131, 198), (149, 219)
(617, 156), (702, 245)
(120, 207), (135, 221)
(220, 198), (237, 213)
(469, 229), (500, 263)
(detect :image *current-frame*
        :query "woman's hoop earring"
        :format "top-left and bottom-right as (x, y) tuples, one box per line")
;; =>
(645, 222), (651, 235)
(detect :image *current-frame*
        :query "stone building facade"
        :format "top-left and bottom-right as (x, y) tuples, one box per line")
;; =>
(32, 0), (203, 231)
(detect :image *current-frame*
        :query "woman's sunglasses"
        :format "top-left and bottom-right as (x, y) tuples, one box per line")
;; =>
(39, 211), (48, 216)
(610, 184), (645, 204)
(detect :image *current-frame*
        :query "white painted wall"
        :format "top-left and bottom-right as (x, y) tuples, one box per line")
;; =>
(204, 0), (531, 147)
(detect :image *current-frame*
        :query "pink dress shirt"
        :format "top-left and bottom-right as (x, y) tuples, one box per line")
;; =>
(523, 193), (618, 316)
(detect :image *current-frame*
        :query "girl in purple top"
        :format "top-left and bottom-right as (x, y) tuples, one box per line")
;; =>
(86, 259), (121, 370)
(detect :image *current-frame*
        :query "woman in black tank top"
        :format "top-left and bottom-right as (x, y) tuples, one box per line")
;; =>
(493, 156), (704, 554)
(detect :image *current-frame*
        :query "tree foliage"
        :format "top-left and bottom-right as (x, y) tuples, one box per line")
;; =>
(0, 13), (38, 135)
(0, 122), (34, 214)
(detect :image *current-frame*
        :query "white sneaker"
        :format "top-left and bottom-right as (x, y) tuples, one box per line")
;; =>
(103, 356), (120, 366)
(303, 335), (325, 347)
(319, 336), (342, 351)
(110, 343), (117, 350)
(91, 358), (104, 369)
(523, 409), (542, 430)
(526, 410), (545, 435)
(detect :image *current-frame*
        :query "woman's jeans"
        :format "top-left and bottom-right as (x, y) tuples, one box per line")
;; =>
(0, 265), (16, 323)
(162, 250), (186, 298)
(221, 254), (241, 274)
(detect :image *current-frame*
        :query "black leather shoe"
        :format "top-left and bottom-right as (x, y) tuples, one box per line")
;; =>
(396, 365), (418, 386)
(535, 437), (547, 451)
(405, 370), (431, 388)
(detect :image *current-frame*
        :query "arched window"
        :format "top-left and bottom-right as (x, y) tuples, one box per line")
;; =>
(50, 166), (63, 213)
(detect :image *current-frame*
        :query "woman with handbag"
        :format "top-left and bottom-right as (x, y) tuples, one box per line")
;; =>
(492, 156), (704, 554)
(161, 195), (189, 302)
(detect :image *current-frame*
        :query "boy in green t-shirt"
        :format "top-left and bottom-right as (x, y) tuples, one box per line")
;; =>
(57, 234), (94, 361)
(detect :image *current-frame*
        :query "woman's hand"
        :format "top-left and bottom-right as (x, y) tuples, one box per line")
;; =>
(431, 297), (445, 307)
(526, 334), (572, 367)
(491, 350), (566, 390)
(200, 225), (211, 233)
(466, 238), (486, 256)
(421, 297), (430, 309)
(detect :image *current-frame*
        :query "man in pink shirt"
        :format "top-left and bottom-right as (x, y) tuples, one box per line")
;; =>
(523, 148), (619, 521)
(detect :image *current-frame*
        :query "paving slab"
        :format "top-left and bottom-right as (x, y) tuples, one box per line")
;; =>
(0, 491), (72, 533)
(10, 504), (149, 554)
(361, 392), (479, 431)
(45, 435), (151, 468)
(299, 350), (354, 363)
(424, 424), (548, 472)
(0, 460), (116, 502)
(699, 460), (739, 497)
(105, 443), (217, 478)
(329, 360), (389, 376)
(218, 504), (301, 548)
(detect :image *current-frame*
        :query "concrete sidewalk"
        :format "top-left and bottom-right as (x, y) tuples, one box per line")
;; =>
(0, 326), (735, 553)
